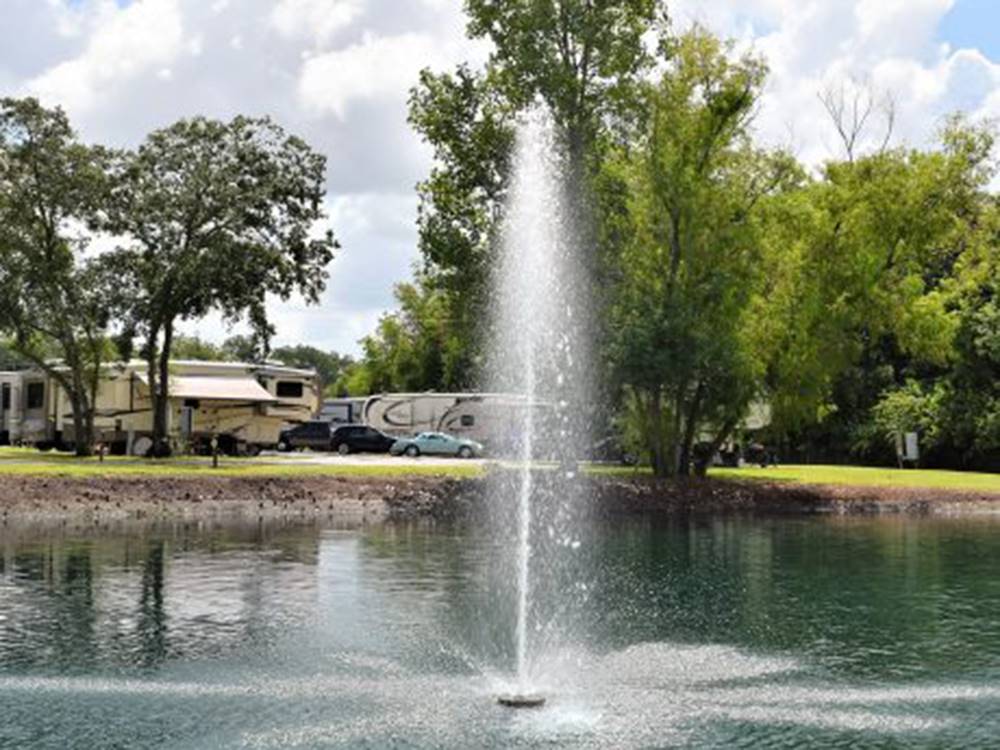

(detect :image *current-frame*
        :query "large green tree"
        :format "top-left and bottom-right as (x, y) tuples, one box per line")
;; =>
(0, 98), (112, 456)
(610, 29), (796, 476)
(349, 1), (661, 393)
(101, 116), (337, 456)
(756, 119), (996, 465)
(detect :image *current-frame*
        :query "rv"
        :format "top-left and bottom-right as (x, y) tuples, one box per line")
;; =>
(0, 360), (320, 455)
(318, 397), (367, 425)
(0, 369), (52, 447)
(360, 392), (551, 451)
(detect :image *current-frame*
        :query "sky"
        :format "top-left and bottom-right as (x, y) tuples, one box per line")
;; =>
(1, 0), (998, 356)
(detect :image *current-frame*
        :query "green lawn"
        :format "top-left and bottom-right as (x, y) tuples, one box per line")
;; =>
(710, 464), (1000, 493)
(0, 446), (482, 479)
(1, 447), (996, 490)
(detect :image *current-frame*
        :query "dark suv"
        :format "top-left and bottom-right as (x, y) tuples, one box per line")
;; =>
(277, 421), (335, 452)
(331, 425), (396, 455)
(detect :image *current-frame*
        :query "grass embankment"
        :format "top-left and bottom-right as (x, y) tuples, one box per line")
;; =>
(1, 447), (997, 493)
(0, 447), (483, 479)
(710, 464), (1000, 493)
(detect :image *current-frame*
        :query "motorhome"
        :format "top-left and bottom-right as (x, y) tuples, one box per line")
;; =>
(360, 392), (551, 450)
(0, 360), (320, 455)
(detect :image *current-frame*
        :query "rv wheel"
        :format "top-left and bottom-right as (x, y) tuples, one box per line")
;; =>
(405, 445), (420, 458)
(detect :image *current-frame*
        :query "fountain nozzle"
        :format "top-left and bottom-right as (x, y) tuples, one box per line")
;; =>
(497, 693), (546, 708)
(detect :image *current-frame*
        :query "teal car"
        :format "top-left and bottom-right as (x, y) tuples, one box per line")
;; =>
(390, 431), (483, 458)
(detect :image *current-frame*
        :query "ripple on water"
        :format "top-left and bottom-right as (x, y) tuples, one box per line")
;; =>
(2, 642), (994, 749)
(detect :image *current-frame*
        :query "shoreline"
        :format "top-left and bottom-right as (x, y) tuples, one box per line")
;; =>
(2, 473), (1000, 527)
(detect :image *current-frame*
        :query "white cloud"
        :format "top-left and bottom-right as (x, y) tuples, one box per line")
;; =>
(4, 0), (997, 354)
(270, 0), (364, 45)
(28, 0), (186, 113)
(297, 30), (484, 121)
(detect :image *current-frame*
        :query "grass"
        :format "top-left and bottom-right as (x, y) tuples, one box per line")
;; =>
(0, 446), (483, 479)
(709, 464), (1000, 493)
(1, 447), (996, 490)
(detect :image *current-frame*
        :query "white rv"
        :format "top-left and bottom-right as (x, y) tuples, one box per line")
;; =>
(0, 370), (51, 446)
(0, 360), (320, 455)
(319, 397), (367, 425)
(361, 392), (551, 450)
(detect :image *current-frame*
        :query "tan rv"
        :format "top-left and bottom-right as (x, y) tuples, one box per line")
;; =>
(0, 360), (320, 455)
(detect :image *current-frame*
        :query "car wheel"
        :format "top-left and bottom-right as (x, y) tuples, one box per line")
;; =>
(337, 442), (350, 456)
(458, 446), (473, 459)
(405, 445), (420, 458)
(277, 439), (291, 452)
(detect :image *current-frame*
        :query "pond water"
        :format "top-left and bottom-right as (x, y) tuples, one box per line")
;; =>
(1, 513), (998, 748)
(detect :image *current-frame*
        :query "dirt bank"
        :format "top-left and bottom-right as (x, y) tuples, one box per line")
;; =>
(2, 472), (999, 526)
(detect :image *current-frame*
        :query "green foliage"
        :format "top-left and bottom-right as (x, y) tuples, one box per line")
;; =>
(610, 29), (783, 476)
(99, 115), (338, 454)
(346, 277), (465, 395)
(375, 1), (663, 394)
(465, 0), (659, 154)
(0, 97), (113, 455)
(270, 345), (353, 396)
(220, 335), (258, 362)
(171, 335), (225, 361)
(869, 380), (942, 455)
(768, 121), (998, 468)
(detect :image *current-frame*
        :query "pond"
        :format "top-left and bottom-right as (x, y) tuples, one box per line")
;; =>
(1, 513), (998, 748)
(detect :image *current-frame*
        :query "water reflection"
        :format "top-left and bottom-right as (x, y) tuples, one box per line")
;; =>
(0, 514), (998, 748)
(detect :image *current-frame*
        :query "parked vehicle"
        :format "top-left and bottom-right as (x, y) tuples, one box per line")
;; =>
(330, 424), (396, 455)
(389, 431), (483, 458)
(362, 392), (550, 450)
(277, 420), (335, 452)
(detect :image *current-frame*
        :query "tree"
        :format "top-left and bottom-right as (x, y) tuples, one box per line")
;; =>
(220, 335), (258, 363)
(270, 344), (353, 396)
(346, 277), (460, 395)
(170, 334), (224, 361)
(0, 98), (112, 456)
(465, 0), (660, 167)
(758, 118), (996, 463)
(401, 2), (662, 387)
(610, 28), (795, 477)
(101, 116), (337, 456)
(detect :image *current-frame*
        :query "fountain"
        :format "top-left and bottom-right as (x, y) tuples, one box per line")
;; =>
(488, 108), (593, 707)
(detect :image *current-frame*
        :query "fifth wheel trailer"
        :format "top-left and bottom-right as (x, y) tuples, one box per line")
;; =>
(360, 392), (553, 451)
(0, 360), (320, 455)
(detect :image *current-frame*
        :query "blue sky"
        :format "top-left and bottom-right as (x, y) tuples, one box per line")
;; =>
(939, 0), (1000, 59)
(3, 0), (998, 354)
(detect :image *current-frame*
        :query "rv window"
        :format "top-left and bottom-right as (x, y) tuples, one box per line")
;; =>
(26, 382), (44, 410)
(1, 386), (9, 410)
(461, 415), (475, 427)
(276, 381), (304, 398)
(183, 399), (201, 409)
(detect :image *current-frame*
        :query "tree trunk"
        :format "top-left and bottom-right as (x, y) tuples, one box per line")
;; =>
(151, 321), (174, 457)
(70, 392), (93, 457)
(66, 361), (94, 457)
(646, 388), (670, 478)
(694, 418), (738, 478)
(677, 380), (705, 477)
